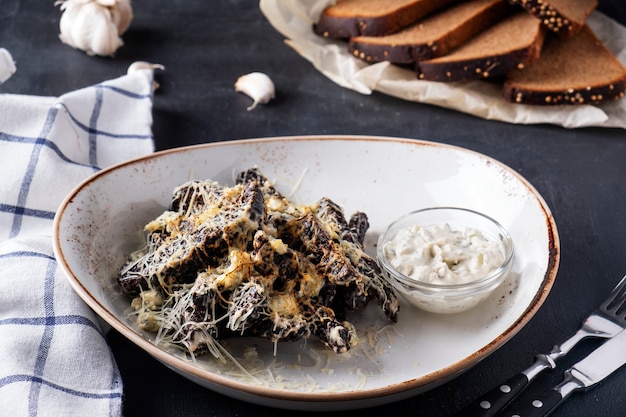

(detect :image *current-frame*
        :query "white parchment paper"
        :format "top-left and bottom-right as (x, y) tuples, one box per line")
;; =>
(260, 0), (626, 129)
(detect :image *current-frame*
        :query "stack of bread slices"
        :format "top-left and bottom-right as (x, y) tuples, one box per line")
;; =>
(313, 0), (626, 105)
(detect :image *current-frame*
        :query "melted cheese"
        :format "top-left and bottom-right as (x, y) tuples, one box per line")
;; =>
(218, 249), (254, 290)
(268, 293), (300, 317)
(144, 211), (180, 233)
(269, 237), (288, 255)
(299, 271), (325, 298)
(124, 172), (394, 360)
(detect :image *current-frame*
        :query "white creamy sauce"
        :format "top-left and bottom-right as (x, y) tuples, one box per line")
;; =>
(383, 223), (503, 285)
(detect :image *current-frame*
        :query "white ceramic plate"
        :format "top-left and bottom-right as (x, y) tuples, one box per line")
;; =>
(53, 136), (559, 411)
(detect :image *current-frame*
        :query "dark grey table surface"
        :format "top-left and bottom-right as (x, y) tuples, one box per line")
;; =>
(3, 1), (626, 416)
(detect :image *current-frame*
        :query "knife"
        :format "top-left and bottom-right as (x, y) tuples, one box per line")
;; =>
(501, 328), (626, 417)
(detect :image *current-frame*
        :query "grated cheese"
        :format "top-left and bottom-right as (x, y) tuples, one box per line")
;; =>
(117, 168), (399, 371)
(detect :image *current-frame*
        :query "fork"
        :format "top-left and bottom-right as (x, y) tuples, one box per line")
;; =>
(457, 274), (626, 417)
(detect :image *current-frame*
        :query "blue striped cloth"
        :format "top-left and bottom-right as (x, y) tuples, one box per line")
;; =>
(0, 55), (156, 416)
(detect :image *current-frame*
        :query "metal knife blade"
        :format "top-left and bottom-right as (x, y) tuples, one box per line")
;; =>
(502, 328), (626, 417)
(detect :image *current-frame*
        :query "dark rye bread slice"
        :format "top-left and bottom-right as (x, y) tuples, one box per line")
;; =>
(313, 0), (458, 39)
(348, 0), (512, 64)
(416, 11), (546, 82)
(508, 0), (598, 38)
(503, 26), (626, 105)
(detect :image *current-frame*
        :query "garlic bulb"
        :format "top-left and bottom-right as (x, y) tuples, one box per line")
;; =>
(56, 0), (133, 57)
(235, 72), (275, 111)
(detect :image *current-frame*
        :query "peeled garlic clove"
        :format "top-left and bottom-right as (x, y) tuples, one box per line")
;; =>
(235, 72), (275, 111)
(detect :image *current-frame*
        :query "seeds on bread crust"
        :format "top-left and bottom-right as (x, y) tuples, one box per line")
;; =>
(508, 0), (598, 37)
(508, 84), (626, 105)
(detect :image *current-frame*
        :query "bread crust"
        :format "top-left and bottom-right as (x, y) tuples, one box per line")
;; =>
(503, 79), (626, 105)
(313, 0), (457, 38)
(508, 0), (598, 38)
(348, 0), (511, 64)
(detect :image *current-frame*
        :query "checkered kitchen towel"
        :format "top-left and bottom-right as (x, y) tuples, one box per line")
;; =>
(0, 50), (157, 417)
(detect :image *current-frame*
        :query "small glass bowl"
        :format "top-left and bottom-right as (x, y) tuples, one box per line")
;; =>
(377, 207), (514, 314)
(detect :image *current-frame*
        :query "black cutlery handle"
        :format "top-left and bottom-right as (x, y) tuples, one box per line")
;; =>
(502, 390), (563, 417)
(457, 373), (529, 417)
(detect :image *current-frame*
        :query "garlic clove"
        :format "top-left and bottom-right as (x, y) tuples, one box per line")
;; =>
(234, 72), (276, 111)
(127, 61), (165, 74)
(127, 61), (165, 90)
(88, 5), (124, 56)
(65, 3), (98, 52)
(0, 48), (16, 84)
(94, 0), (117, 6)
(110, 0), (133, 35)
(58, 1), (83, 49)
